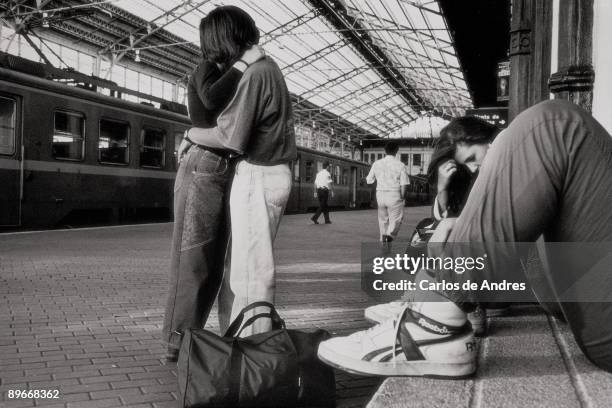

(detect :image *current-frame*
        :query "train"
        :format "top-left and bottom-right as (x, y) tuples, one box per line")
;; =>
(0, 52), (377, 228)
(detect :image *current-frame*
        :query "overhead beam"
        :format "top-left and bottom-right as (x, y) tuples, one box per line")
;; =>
(306, 0), (442, 117)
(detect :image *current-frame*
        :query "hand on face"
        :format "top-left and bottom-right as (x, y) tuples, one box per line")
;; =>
(241, 45), (265, 65)
(437, 159), (457, 191)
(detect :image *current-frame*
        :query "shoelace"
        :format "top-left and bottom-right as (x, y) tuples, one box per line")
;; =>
(352, 304), (412, 366)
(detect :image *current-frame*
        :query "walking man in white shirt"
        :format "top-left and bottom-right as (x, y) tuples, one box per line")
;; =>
(311, 162), (333, 224)
(366, 142), (410, 242)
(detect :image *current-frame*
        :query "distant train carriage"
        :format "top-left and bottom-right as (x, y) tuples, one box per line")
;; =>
(0, 56), (372, 228)
(287, 147), (373, 213)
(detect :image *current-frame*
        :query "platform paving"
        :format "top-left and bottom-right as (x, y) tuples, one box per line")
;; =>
(1, 207), (612, 408)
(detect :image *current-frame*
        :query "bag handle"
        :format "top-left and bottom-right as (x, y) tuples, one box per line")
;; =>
(224, 301), (284, 338)
(234, 312), (286, 337)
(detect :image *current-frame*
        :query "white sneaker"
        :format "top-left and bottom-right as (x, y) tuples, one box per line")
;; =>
(364, 301), (406, 324)
(318, 305), (477, 378)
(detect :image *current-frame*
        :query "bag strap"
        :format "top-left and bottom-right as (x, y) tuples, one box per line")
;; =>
(228, 339), (242, 406)
(234, 312), (286, 337)
(224, 301), (282, 338)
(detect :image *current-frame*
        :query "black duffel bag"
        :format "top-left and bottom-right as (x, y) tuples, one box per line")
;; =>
(177, 301), (335, 408)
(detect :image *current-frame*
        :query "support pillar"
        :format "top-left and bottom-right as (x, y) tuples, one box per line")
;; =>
(548, 0), (594, 111)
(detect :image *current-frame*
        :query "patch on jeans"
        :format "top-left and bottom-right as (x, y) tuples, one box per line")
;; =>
(181, 174), (225, 250)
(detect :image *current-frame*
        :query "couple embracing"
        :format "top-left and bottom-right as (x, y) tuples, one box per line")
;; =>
(161, 6), (296, 362)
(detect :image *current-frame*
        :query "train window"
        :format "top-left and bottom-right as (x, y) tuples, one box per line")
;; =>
(400, 153), (409, 165)
(377, 153), (383, 160)
(335, 165), (341, 184)
(140, 127), (166, 168)
(305, 161), (313, 182)
(293, 158), (300, 182)
(53, 110), (85, 161)
(413, 153), (422, 167)
(99, 119), (130, 165)
(342, 167), (348, 185)
(0, 97), (16, 155)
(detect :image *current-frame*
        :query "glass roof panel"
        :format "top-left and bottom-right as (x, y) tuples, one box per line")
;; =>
(110, 0), (471, 138)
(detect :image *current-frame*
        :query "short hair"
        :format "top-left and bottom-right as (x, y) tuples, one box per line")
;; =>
(384, 141), (399, 155)
(199, 6), (260, 65)
(439, 116), (500, 146)
(322, 161), (330, 169)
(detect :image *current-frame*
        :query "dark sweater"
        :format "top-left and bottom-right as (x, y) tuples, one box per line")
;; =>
(187, 60), (243, 128)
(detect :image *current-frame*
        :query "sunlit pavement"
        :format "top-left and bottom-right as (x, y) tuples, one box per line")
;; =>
(2, 207), (611, 407)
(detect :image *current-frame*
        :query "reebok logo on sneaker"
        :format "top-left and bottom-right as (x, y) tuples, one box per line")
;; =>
(418, 317), (450, 335)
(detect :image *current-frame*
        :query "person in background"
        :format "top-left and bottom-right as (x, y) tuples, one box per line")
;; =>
(366, 141), (410, 242)
(311, 161), (333, 224)
(161, 9), (264, 363)
(182, 5), (297, 337)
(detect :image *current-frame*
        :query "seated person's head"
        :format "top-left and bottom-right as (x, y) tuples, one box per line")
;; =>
(428, 138), (473, 216)
(384, 141), (399, 156)
(199, 6), (260, 66)
(439, 117), (500, 173)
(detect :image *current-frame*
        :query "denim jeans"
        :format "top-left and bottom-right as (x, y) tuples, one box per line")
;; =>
(437, 100), (612, 371)
(162, 146), (233, 349)
(376, 190), (404, 240)
(218, 161), (292, 336)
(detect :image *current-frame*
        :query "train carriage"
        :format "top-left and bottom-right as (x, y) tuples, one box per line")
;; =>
(288, 147), (372, 213)
(0, 54), (373, 228)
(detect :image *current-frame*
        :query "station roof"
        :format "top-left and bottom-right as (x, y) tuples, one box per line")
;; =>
(1, 0), (473, 142)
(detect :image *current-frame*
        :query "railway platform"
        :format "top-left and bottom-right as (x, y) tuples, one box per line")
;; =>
(1, 207), (612, 408)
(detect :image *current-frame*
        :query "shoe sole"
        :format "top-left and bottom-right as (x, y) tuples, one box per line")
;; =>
(317, 345), (476, 379)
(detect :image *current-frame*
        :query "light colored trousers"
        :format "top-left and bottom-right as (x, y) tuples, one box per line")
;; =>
(218, 161), (292, 336)
(376, 190), (404, 240)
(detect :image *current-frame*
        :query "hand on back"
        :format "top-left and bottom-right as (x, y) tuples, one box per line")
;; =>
(241, 45), (265, 65)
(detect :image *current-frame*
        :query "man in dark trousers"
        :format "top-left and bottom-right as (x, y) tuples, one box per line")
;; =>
(311, 162), (333, 224)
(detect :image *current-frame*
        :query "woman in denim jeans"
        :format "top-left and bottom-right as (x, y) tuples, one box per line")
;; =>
(162, 7), (263, 362)
(185, 6), (297, 337)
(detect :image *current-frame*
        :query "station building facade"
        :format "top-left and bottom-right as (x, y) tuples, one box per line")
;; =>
(361, 138), (435, 177)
